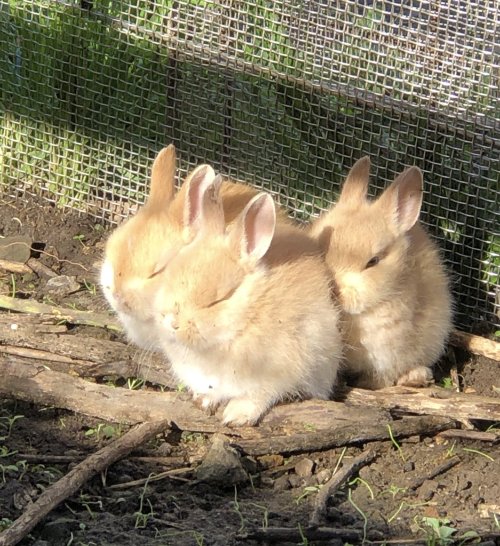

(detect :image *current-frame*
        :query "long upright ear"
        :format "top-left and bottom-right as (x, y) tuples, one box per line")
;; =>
(147, 144), (177, 208)
(338, 156), (371, 206)
(184, 167), (224, 236)
(230, 193), (276, 262)
(377, 166), (423, 234)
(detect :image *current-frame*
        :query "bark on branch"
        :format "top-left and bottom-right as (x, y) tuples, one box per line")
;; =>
(0, 420), (171, 546)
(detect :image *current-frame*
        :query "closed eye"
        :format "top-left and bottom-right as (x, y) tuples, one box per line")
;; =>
(206, 285), (239, 308)
(148, 265), (166, 279)
(148, 248), (180, 279)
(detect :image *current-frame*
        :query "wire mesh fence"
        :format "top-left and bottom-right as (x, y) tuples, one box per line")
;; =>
(0, 0), (498, 333)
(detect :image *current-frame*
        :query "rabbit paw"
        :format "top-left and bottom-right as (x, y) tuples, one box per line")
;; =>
(222, 398), (267, 426)
(192, 393), (220, 415)
(397, 366), (433, 388)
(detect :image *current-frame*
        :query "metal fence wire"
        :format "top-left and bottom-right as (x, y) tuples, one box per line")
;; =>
(0, 0), (498, 333)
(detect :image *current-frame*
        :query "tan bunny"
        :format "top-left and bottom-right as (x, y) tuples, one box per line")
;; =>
(310, 157), (452, 389)
(100, 144), (269, 349)
(149, 177), (342, 426)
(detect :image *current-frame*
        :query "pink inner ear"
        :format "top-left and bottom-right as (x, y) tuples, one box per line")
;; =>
(185, 165), (214, 227)
(394, 167), (423, 232)
(243, 194), (276, 260)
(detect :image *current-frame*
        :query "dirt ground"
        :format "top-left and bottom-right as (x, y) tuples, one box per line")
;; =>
(0, 195), (499, 546)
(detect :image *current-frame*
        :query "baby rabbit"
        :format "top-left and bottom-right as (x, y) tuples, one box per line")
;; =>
(101, 144), (264, 350)
(310, 157), (452, 389)
(149, 175), (343, 425)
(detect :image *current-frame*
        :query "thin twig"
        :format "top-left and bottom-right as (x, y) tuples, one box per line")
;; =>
(408, 455), (461, 491)
(309, 449), (377, 527)
(0, 295), (121, 331)
(0, 420), (171, 546)
(108, 467), (193, 489)
(236, 526), (362, 543)
(437, 429), (500, 443)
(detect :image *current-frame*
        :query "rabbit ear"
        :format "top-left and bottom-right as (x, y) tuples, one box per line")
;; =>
(338, 156), (371, 205)
(147, 144), (177, 208)
(184, 167), (224, 236)
(231, 193), (276, 261)
(378, 166), (423, 234)
(183, 164), (216, 226)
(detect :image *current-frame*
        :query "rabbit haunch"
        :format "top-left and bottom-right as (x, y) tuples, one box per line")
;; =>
(311, 157), (452, 389)
(149, 176), (342, 426)
(100, 144), (270, 350)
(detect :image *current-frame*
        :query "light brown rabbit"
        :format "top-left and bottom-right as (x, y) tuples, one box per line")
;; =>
(100, 144), (270, 349)
(310, 157), (452, 389)
(149, 177), (343, 426)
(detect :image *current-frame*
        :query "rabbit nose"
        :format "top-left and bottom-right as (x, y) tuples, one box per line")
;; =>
(163, 313), (179, 331)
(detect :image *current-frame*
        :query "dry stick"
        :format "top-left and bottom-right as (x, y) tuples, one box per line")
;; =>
(15, 454), (190, 467)
(236, 526), (362, 543)
(309, 449), (377, 527)
(0, 294), (121, 331)
(0, 259), (32, 275)
(0, 419), (171, 546)
(26, 258), (58, 278)
(0, 345), (91, 365)
(450, 329), (500, 361)
(342, 385), (500, 424)
(0, 357), (222, 433)
(437, 429), (500, 443)
(408, 455), (462, 491)
(236, 416), (455, 456)
(108, 467), (193, 490)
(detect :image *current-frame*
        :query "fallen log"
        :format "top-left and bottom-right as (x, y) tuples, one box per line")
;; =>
(0, 314), (172, 386)
(450, 329), (500, 361)
(0, 419), (171, 546)
(2, 333), (500, 431)
(342, 384), (500, 424)
(0, 355), (454, 455)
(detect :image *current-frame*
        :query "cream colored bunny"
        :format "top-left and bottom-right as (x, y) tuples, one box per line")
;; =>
(311, 157), (452, 388)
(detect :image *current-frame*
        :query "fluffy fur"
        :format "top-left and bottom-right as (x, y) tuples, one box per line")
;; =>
(150, 181), (342, 425)
(310, 157), (452, 389)
(100, 144), (267, 349)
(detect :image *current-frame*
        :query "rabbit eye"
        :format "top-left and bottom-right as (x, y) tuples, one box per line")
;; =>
(206, 285), (238, 308)
(365, 256), (380, 269)
(148, 265), (165, 279)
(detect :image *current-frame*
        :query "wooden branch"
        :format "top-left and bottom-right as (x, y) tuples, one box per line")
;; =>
(236, 526), (362, 543)
(108, 467), (192, 489)
(0, 356), (222, 433)
(0, 295), (121, 331)
(0, 260), (32, 275)
(26, 258), (58, 278)
(0, 355), (457, 455)
(0, 420), (171, 546)
(450, 329), (500, 361)
(0, 314), (173, 386)
(436, 429), (500, 443)
(342, 385), (500, 423)
(309, 449), (377, 526)
(407, 455), (461, 491)
(236, 415), (455, 456)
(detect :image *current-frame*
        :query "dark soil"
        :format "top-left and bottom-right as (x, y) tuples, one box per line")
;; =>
(1, 195), (499, 546)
